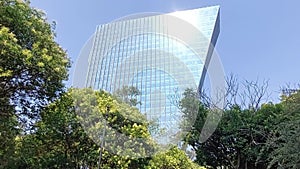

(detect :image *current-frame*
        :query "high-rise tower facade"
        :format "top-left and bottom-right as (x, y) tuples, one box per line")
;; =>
(77, 6), (220, 141)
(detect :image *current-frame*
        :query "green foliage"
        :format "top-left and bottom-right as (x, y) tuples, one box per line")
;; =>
(13, 88), (157, 168)
(15, 90), (99, 168)
(0, 0), (69, 167)
(181, 88), (285, 169)
(113, 85), (141, 106)
(179, 88), (203, 132)
(0, 111), (19, 168)
(0, 0), (70, 121)
(73, 88), (156, 160)
(10, 88), (208, 168)
(147, 146), (206, 169)
(266, 91), (300, 169)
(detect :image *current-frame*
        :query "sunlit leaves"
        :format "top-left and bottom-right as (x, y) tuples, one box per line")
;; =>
(147, 146), (206, 169)
(73, 88), (156, 160)
(0, 0), (69, 167)
(0, 0), (70, 124)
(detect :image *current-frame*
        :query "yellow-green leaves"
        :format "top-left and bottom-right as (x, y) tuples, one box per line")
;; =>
(0, 1), (70, 167)
(147, 146), (206, 169)
(73, 88), (156, 160)
(0, 0), (70, 119)
(0, 69), (12, 77)
(37, 62), (44, 67)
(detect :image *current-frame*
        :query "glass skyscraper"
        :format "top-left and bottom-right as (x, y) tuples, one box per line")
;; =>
(81, 6), (220, 141)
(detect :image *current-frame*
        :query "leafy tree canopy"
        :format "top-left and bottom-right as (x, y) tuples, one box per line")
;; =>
(15, 88), (155, 168)
(181, 88), (286, 169)
(0, 0), (70, 122)
(147, 146), (206, 169)
(266, 91), (300, 169)
(0, 0), (69, 166)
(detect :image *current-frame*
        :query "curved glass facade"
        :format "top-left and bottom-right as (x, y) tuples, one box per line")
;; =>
(85, 6), (220, 140)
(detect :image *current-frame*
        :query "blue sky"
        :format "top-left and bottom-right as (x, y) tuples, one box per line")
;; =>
(30, 0), (300, 102)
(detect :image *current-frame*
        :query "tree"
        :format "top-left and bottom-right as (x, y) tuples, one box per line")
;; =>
(113, 85), (141, 106)
(0, 105), (19, 167)
(0, 0), (70, 124)
(179, 88), (202, 132)
(73, 88), (156, 168)
(15, 88), (156, 168)
(181, 79), (282, 169)
(0, 0), (69, 167)
(266, 91), (300, 169)
(146, 146), (206, 169)
(13, 88), (207, 168)
(15, 90), (99, 168)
